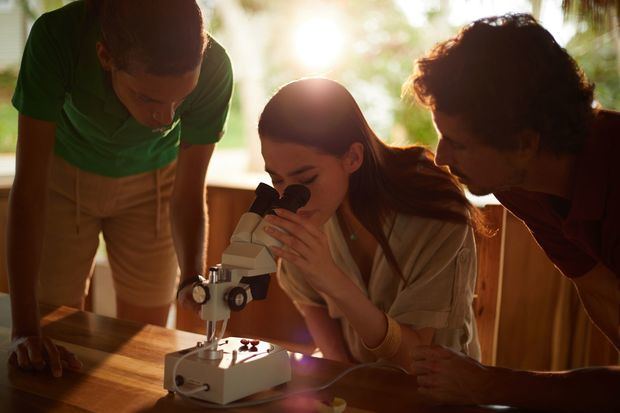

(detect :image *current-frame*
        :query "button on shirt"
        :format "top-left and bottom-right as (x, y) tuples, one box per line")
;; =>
(495, 110), (620, 278)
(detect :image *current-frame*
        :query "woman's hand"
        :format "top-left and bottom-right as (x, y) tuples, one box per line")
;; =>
(264, 208), (347, 296)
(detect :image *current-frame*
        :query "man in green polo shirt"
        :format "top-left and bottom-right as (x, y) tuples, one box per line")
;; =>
(7, 0), (233, 378)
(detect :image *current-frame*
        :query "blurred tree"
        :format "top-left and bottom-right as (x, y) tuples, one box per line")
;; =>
(18, 0), (70, 20)
(562, 0), (619, 29)
(2, 0), (618, 156)
(209, 0), (447, 161)
(566, 18), (620, 108)
(562, 0), (619, 107)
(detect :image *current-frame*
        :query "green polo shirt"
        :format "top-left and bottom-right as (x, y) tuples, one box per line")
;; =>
(12, 0), (233, 177)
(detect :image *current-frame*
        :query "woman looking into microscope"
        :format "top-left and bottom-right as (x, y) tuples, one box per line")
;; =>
(258, 78), (482, 370)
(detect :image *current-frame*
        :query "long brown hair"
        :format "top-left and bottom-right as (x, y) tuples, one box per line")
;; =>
(258, 78), (483, 282)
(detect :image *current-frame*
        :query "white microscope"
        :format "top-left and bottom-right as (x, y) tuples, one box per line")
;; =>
(163, 183), (310, 405)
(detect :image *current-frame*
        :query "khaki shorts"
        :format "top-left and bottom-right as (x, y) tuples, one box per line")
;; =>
(38, 155), (179, 307)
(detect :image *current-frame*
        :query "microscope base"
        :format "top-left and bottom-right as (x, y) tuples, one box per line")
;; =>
(163, 337), (292, 405)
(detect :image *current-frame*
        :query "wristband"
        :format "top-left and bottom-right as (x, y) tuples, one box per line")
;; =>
(362, 314), (402, 360)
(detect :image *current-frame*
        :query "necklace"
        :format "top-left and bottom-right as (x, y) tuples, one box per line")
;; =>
(338, 210), (358, 241)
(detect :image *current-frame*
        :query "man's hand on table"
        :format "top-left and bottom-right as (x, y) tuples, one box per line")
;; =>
(8, 335), (83, 378)
(411, 345), (494, 405)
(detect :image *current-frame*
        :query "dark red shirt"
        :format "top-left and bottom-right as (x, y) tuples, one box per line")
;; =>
(495, 109), (620, 278)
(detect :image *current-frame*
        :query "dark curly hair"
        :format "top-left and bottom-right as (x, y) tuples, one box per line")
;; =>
(88, 0), (207, 76)
(404, 13), (595, 154)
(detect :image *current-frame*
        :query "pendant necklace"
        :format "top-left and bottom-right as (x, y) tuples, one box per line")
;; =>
(339, 211), (358, 241)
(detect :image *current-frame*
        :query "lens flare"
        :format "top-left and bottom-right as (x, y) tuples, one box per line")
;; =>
(294, 16), (345, 71)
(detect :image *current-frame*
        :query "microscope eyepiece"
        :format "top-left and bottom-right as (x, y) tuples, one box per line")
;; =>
(273, 184), (310, 213)
(249, 183), (280, 216)
(248, 183), (310, 216)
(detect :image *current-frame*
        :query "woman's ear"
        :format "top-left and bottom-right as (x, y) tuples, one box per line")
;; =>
(343, 142), (364, 174)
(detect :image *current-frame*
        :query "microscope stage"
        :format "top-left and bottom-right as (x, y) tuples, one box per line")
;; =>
(163, 337), (292, 404)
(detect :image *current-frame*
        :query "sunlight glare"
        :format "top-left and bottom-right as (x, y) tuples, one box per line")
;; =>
(294, 16), (345, 71)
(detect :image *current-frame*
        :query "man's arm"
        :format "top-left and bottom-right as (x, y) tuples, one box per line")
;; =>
(170, 142), (214, 312)
(8, 114), (55, 337)
(571, 262), (620, 350)
(412, 345), (620, 412)
(7, 114), (81, 377)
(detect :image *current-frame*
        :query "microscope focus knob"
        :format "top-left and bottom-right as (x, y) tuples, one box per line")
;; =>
(192, 283), (210, 304)
(226, 287), (248, 311)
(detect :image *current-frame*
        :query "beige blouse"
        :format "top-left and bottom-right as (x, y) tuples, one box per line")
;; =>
(277, 212), (480, 362)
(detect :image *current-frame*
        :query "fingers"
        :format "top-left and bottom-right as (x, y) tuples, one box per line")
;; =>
(58, 346), (83, 370)
(411, 345), (452, 361)
(273, 208), (324, 239)
(178, 288), (201, 314)
(14, 342), (31, 370)
(264, 225), (313, 258)
(42, 337), (62, 378)
(269, 245), (309, 268)
(25, 339), (45, 371)
(264, 215), (317, 251)
(410, 359), (441, 375)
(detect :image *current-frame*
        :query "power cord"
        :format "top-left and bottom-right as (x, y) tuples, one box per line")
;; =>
(171, 319), (228, 397)
(174, 360), (409, 409)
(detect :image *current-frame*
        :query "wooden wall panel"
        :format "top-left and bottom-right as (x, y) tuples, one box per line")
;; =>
(473, 205), (505, 365)
(497, 212), (565, 370)
(496, 212), (618, 370)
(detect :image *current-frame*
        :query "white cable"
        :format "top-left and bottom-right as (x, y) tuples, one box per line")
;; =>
(175, 361), (409, 409)
(171, 319), (229, 396)
(218, 319), (228, 346)
(171, 346), (208, 396)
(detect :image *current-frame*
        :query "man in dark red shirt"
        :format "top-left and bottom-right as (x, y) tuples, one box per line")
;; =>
(406, 13), (619, 412)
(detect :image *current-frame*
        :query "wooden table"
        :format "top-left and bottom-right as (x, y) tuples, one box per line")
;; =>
(0, 294), (501, 412)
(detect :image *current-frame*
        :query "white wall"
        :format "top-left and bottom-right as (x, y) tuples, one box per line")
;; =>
(0, 1), (25, 71)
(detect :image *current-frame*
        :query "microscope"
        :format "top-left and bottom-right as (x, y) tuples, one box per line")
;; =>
(163, 183), (310, 404)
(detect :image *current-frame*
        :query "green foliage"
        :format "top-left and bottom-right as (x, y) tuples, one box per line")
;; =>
(0, 103), (18, 153)
(219, 92), (245, 149)
(250, 0), (619, 151)
(1, 1), (618, 155)
(0, 69), (17, 153)
(0, 70), (17, 92)
(566, 27), (620, 109)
